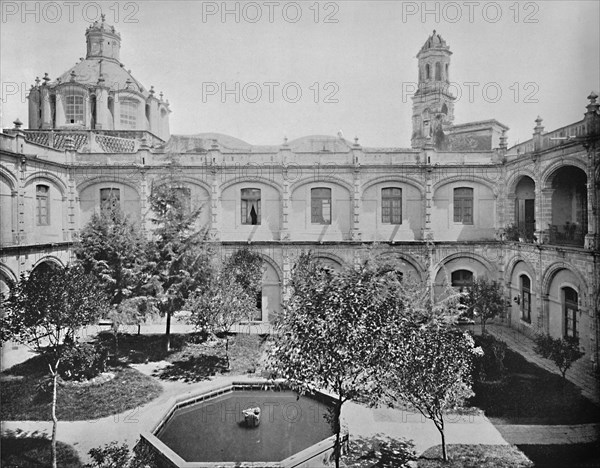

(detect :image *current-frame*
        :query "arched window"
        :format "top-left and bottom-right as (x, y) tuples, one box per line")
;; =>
(120, 99), (138, 129)
(454, 187), (474, 224)
(425, 64), (431, 80)
(173, 187), (192, 214)
(311, 188), (331, 224)
(520, 275), (531, 323)
(100, 188), (120, 215)
(65, 94), (84, 124)
(562, 287), (578, 338)
(241, 188), (261, 225)
(381, 187), (402, 224)
(90, 94), (96, 128)
(36, 184), (50, 225)
(451, 269), (473, 292)
(435, 62), (441, 81)
(445, 63), (449, 80)
(255, 290), (263, 321)
(441, 103), (448, 115)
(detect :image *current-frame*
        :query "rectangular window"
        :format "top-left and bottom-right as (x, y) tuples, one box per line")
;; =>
(100, 188), (120, 215)
(382, 187), (402, 224)
(36, 185), (50, 225)
(311, 188), (331, 224)
(120, 100), (138, 129)
(451, 269), (473, 291)
(520, 275), (531, 323)
(563, 288), (578, 338)
(65, 94), (84, 125)
(454, 187), (474, 224)
(241, 188), (261, 225)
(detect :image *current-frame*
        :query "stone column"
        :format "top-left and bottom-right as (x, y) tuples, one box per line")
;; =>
(350, 140), (362, 241)
(40, 85), (52, 129)
(28, 86), (40, 129)
(55, 91), (65, 128)
(95, 87), (108, 129)
(540, 188), (555, 240)
(209, 144), (220, 240)
(281, 178), (290, 241)
(584, 174), (597, 250)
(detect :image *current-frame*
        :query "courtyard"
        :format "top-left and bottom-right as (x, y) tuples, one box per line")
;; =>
(1, 320), (599, 467)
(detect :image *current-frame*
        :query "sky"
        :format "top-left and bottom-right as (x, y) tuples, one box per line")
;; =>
(1, 0), (599, 148)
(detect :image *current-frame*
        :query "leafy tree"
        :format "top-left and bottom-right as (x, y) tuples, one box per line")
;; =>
(0, 265), (108, 468)
(533, 334), (584, 380)
(267, 253), (406, 468)
(145, 183), (212, 351)
(378, 325), (480, 462)
(186, 248), (264, 365)
(186, 270), (254, 366)
(75, 205), (150, 356)
(76, 204), (147, 305)
(464, 277), (504, 333)
(222, 248), (264, 303)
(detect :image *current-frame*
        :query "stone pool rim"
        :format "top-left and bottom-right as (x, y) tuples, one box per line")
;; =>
(140, 379), (348, 468)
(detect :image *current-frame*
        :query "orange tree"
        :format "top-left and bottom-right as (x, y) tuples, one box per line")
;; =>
(267, 253), (406, 468)
(0, 265), (108, 468)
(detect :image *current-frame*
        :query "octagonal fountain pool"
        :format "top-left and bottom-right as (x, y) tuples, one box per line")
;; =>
(141, 381), (344, 467)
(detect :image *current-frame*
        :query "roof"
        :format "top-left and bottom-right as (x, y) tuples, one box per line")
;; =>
(56, 58), (149, 97)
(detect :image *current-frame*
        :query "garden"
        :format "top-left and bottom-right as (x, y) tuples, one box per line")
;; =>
(1, 187), (597, 468)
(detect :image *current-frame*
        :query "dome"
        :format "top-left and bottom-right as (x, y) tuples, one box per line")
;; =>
(419, 30), (449, 53)
(56, 59), (149, 97)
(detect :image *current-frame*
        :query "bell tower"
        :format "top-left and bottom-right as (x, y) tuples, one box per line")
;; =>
(411, 30), (455, 149)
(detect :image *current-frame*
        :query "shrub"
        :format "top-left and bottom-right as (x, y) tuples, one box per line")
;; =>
(85, 440), (157, 468)
(473, 333), (507, 382)
(59, 343), (109, 381)
(533, 334), (584, 380)
(341, 435), (417, 467)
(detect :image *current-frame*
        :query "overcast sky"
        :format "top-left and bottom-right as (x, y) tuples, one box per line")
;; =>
(1, 1), (599, 147)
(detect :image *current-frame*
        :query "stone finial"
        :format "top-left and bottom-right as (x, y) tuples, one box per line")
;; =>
(70, 70), (76, 82)
(13, 118), (23, 129)
(534, 116), (544, 134)
(149, 85), (155, 96)
(125, 78), (132, 89)
(586, 91), (599, 113)
(159, 91), (164, 101)
(97, 73), (105, 84)
(56, 77), (61, 84)
(354, 136), (360, 146)
(34, 76), (41, 86)
(101, 13), (106, 22)
(43, 73), (50, 85)
(211, 139), (219, 150)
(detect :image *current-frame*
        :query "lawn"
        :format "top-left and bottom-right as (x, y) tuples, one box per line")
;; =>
(517, 443), (600, 468)
(0, 430), (83, 468)
(341, 434), (417, 467)
(1, 355), (162, 421)
(469, 347), (600, 425)
(418, 444), (533, 467)
(1, 331), (268, 421)
(154, 332), (268, 382)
